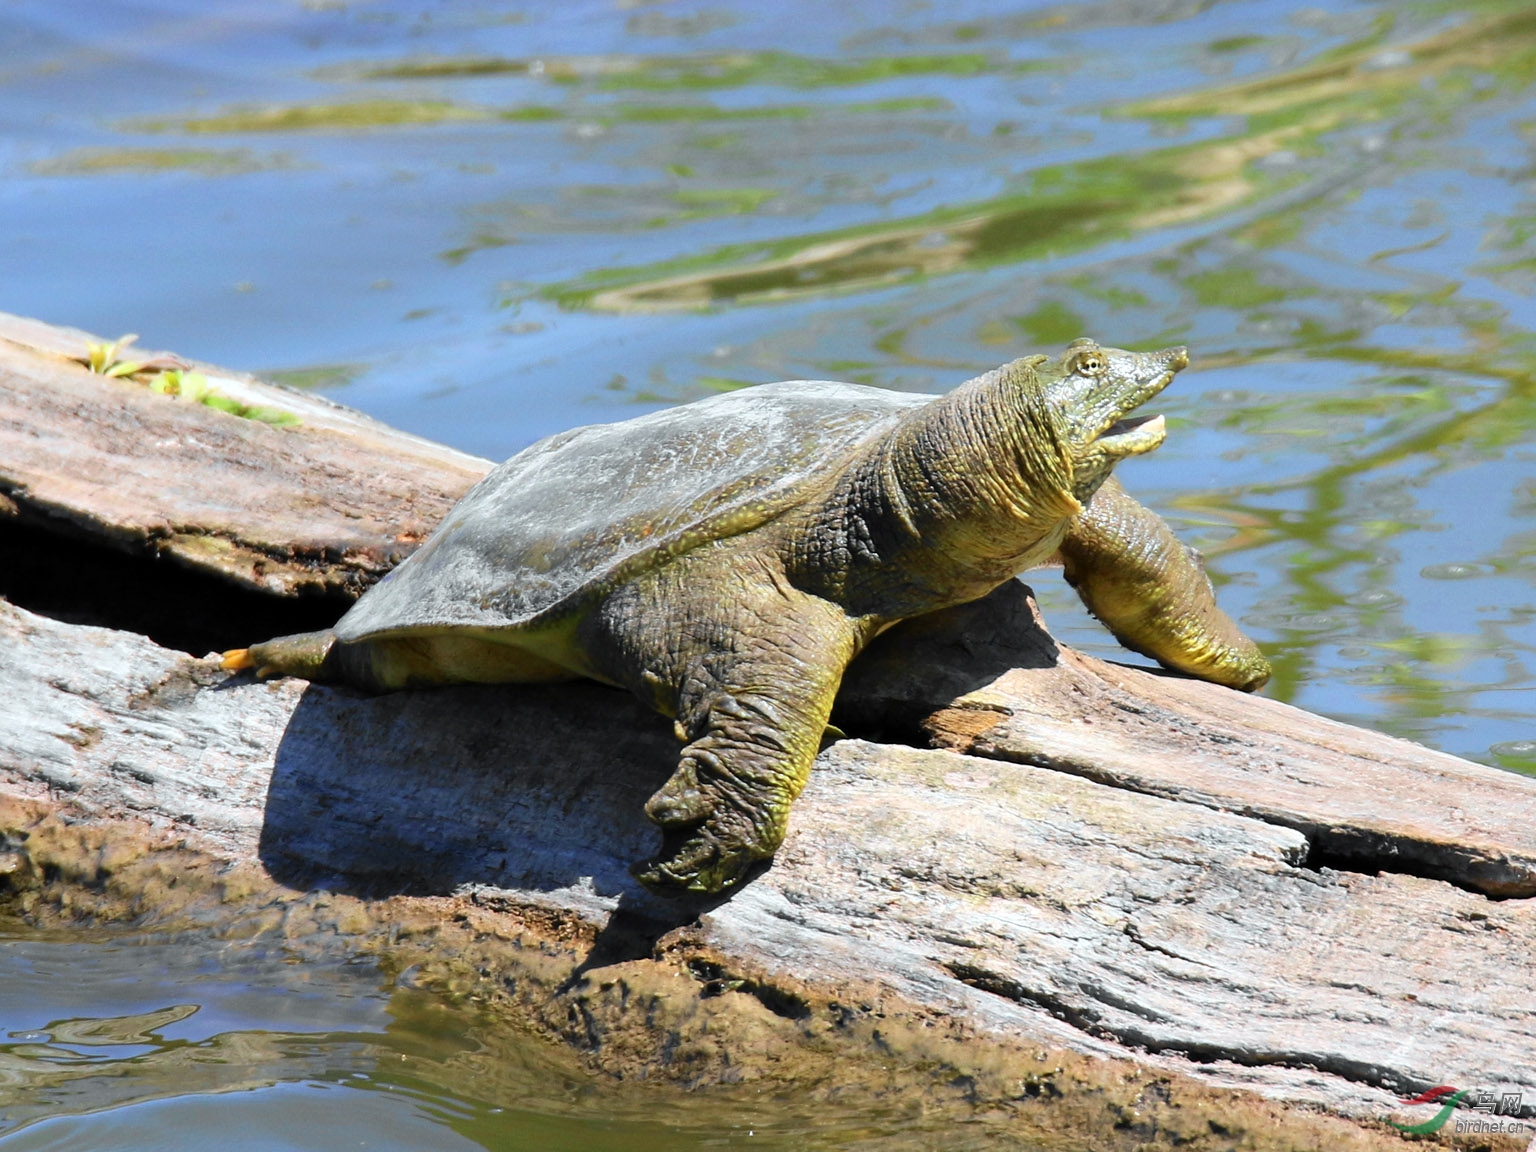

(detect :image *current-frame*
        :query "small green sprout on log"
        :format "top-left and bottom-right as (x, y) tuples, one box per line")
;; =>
(151, 370), (302, 427)
(80, 335), (301, 428)
(85, 333), (153, 377)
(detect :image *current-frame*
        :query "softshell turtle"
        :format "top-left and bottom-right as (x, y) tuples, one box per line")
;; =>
(226, 340), (1269, 892)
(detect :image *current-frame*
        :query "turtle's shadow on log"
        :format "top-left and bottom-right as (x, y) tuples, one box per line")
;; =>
(257, 580), (1056, 939)
(258, 677), (692, 929)
(834, 579), (1059, 739)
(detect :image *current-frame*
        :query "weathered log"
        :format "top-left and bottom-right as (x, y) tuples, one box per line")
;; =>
(0, 311), (488, 598)
(843, 591), (1536, 898)
(3, 315), (1533, 1149)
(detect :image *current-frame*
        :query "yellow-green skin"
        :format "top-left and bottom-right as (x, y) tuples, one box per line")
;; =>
(235, 341), (1269, 893)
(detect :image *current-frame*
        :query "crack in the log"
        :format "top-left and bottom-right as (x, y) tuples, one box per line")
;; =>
(942, 960), (1424, 1098)
(1121, 923), (1217, 969)
(840, 654), (1526, 902)
(952, 738), (1523, 901)
(0, 514), (350, 655)
(954, 672), (1534, 900)
(1296, 839), (1520, 899)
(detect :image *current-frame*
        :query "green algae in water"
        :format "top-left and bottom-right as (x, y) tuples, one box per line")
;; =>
(319, 50), (1025, 90)
(263, 363), (366, 391)
(135, 100), (490, 134)
(27, 148), (294, 176)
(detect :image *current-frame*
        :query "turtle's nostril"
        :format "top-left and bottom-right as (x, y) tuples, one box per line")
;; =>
(1166, 346), (1190, 371)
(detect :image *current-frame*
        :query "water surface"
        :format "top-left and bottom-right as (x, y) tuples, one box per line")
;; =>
(0, 921), (993, 1151)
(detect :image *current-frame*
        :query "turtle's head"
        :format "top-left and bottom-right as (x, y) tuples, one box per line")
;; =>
(1041, 338), (1187, 500)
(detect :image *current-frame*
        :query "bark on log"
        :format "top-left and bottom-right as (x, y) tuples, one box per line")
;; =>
(2, 314), (1533, 1148)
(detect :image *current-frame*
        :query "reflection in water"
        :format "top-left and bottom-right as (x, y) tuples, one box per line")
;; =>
(0, 923), (1008, 1151)
(539, 7), (1535, 313)
(0, 924), (387, 1142)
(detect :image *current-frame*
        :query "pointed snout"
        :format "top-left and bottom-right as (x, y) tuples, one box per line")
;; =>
(1134, 344), (1189, 390)
(1119, 344), (1189, 410)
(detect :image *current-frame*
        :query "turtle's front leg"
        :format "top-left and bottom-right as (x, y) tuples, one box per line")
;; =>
(590, 566), (860, 893)
(638, 649), (844, 892)
(1057, 477), (1270, 691)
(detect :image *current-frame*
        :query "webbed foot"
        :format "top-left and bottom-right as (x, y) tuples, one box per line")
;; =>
(634, 828), (766, 893)
(1060, 477), (1272, 691)
(634, 753), (784, 893)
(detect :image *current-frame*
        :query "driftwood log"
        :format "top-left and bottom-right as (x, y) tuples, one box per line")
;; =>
(2, 313), (1533, 1150)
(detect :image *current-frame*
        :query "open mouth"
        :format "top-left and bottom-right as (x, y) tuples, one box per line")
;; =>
(1097, 412), (1167, 457)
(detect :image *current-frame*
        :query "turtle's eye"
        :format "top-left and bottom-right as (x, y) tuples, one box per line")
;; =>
(1070, 351), (1106, 377)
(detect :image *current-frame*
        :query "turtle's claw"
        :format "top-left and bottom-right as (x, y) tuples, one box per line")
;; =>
(644, 761), (713, 828)
(634, 816), (769, 894)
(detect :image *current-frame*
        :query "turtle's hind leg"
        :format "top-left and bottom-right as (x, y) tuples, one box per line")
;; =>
(222, 629), (338, 681)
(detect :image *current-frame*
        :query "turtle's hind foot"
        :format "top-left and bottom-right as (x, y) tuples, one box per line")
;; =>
(220, 630), (338, 682)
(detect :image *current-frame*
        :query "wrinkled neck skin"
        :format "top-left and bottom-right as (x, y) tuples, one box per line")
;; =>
(786, 361), (1084, 622)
